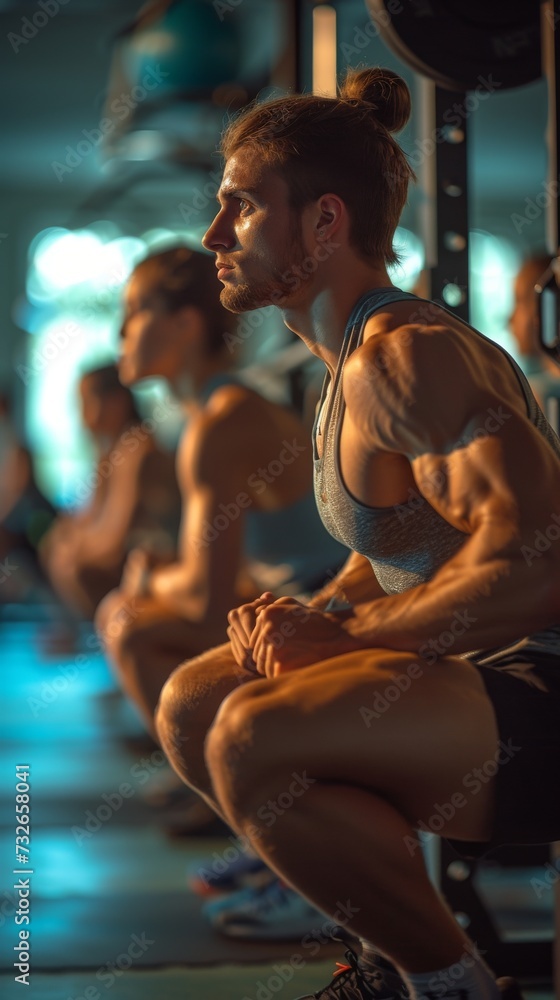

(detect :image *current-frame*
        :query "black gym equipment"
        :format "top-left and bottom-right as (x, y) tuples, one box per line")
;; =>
(366, 0), (560, 369)
(366, 0), (543, 330)
(363, 0), (560, 985)
(366, 1), (541, 93)
(538, 0), (560, 367)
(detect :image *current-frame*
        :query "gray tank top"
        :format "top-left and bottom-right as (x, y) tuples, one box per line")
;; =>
(313, 287), (560, 605)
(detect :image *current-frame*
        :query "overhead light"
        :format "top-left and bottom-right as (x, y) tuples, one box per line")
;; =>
(313, 5), (337, 97)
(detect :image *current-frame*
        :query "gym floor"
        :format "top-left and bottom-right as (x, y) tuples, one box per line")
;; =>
(0, 619), (554, 999)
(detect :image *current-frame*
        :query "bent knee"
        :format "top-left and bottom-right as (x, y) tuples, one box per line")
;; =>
(95, 589), (124, 636)
(155, 673), (185, 767)
(157, 645), (259, 769)
(156, 656), (219, 769)
(99, 596), (147, 659)
(156, 665), (188, 742)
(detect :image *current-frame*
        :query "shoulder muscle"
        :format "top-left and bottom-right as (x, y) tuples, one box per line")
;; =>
(344, 323), (521, 458)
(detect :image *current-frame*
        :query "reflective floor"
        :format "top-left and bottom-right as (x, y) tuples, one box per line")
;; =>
(0, 619), (341, 999)
(0, 619), (555, 999)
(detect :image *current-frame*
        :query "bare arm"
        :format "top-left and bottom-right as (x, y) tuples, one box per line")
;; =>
(340, 323), (560, 657)
(147, 412), (250, 628)
(71, 439), (151, 566)
(306, 550), (387, 610)
(40, 457), (108, 562)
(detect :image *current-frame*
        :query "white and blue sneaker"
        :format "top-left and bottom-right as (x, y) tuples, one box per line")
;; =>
(202, 877), (343, 941)
(188, 847), (274, 898)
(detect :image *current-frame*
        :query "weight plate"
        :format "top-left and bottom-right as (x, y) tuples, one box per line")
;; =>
(365, 0), (541, 91)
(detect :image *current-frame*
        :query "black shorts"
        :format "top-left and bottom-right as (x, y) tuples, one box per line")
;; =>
(447, 636), (560, 859)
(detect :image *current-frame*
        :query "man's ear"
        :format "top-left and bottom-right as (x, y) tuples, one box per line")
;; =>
(314, 193), (346, 241)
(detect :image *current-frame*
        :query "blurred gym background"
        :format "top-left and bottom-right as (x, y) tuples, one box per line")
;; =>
(0, 3), (557, 998)
(0, 0), (548, 508)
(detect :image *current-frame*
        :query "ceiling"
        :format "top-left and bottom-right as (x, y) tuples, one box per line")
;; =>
(0, 0), (550, 392)
(0, 0), (142, 189)
(0, 0), (548, 202)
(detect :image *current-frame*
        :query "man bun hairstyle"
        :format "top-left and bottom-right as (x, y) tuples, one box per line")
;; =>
(133, 246), (237, 357)
(221, 67), (414, 267)
(338, 67), (411, 135)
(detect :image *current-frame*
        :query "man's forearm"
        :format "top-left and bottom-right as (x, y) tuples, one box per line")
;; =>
(148, 562), (227, 629)
(343, 547), (560, 659)
(73, 528), (123, 568)
(149, 562), (192, 607)
(307, 551), (386, 610)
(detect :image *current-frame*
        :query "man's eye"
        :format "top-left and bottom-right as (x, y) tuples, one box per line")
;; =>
(238, 199), (251, 213)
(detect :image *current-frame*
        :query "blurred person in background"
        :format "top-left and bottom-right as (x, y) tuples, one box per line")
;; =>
(95, 245), (347, 935)
(96, 246), (347, 743)
(0, 389), (55, 606)
(40, 364), (181, 620)
(509, 251), (560, 426)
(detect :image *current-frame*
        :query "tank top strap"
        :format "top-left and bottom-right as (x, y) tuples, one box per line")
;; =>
(345, 286), (420, 341)
(313, 286), (421, 457)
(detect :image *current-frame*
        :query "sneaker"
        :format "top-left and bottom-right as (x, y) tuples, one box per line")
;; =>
(188, 847), (274, 898)
(294, 955), (524, 1000)
(164, 796), (228, 837)
(294, 947), (408, 998)
(202, 877), (343, 941)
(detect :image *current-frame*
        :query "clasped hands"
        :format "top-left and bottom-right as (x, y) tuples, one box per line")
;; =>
(227, 593), (363, 679)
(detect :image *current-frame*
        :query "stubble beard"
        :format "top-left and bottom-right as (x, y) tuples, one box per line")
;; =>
(219, 222), (307, 314)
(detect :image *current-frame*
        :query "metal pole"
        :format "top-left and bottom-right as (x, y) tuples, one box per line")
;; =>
(537, 1), (560, 366)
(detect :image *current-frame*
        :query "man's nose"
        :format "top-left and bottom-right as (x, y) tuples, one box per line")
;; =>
(203, 211), (233, 251)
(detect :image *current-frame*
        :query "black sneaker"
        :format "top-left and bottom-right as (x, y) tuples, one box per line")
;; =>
(295, 947), (409, 999)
